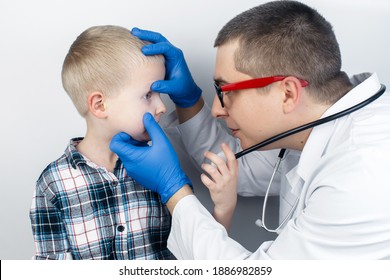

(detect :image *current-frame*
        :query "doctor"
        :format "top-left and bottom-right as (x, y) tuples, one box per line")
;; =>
(111, 1), (390, 259)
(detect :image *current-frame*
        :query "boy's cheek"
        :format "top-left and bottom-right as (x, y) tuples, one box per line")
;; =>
(112, 117), (150, 142)
(128, 128), (150, 142)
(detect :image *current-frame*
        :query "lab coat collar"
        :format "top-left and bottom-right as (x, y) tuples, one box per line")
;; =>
(296, 72), (382, 181)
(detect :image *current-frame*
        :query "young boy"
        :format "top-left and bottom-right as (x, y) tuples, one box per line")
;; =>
(29, 25), (176, 260)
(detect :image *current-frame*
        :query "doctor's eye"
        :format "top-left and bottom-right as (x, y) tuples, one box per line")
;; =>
(224, 91), (232, 96)
(143, 91), (153, 100)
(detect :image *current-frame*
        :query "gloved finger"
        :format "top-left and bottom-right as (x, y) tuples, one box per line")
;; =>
(142, 42), (180, 60)
(142, 112), (168, 144)
(110, 132), (148, 147)
(129, 137), (149, 147)
(151, 79), (180, 95)
(110, 132), (147, 159)
(131, 27), (168, 43)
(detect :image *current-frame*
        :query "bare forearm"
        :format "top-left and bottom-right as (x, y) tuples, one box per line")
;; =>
(166, 185), (194, 214)
(212, 206), (235, 232)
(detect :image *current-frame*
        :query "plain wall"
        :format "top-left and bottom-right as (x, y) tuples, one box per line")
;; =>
(0, 0), (389, 259)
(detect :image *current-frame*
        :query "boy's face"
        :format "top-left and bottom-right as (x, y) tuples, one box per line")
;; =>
(105, 60), (166, 142)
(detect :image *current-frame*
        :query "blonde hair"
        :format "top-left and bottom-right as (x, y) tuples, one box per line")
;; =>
(62, 25), (163, 116)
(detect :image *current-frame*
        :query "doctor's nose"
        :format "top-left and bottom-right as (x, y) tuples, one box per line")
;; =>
(211, 94), (228, 119)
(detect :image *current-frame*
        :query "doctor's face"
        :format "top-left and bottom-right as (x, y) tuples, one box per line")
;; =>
(212, 40), (284, 150)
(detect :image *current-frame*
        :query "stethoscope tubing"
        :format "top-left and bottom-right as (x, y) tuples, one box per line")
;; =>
(235, 84), (386, 159)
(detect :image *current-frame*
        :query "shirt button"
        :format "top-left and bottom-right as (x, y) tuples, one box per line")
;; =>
(112, 181), (118, 187)
(117, 225), (125, 232)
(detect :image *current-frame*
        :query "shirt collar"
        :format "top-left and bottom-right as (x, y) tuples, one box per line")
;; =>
(65, 137), (86, 169)
(296, 72), (382, 181)
(65, 137), (124, 177)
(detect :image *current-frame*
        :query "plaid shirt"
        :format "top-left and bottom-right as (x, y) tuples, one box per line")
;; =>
(30, 138), (174, 260)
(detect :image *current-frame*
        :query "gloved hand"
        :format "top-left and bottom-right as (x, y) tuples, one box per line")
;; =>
(110, 113), (192, 204)
(131, 27), (202, 108)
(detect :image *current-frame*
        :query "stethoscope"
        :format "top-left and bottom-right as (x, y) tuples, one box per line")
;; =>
(235, 84), (386, 233)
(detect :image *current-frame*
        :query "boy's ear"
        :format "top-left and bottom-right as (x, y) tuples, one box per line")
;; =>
(281, 76), (303, 114)
(87, 91), (107, 118)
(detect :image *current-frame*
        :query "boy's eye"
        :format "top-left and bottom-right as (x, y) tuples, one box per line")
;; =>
(144, 92), (153, 100)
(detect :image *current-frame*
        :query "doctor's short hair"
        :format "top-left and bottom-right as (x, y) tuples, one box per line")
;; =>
(214, 0), (352, 105)
(62, 25), (163, 117)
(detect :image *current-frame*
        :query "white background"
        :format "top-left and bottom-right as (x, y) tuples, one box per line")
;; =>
(0, 0), (389, 260)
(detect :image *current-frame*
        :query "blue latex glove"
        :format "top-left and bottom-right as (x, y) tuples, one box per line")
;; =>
(131, 27), (202, 108)
(110, 113), (192, 204)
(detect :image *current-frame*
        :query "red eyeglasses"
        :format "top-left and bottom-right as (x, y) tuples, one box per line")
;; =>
(214, 75), (309, 107)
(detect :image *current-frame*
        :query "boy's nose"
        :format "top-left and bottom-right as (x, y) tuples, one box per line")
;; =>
(155, 94), (167, 115)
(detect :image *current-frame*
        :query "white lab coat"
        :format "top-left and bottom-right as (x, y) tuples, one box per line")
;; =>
(163, 73), (390, 259)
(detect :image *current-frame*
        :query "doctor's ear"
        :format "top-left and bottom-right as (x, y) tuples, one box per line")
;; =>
(87, 92), (107, 118)
(281, 77), (304, 114)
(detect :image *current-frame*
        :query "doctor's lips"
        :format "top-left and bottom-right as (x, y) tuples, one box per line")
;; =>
(229, 128), (239, 136)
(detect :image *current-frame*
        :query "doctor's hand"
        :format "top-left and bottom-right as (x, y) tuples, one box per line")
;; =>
(110, 113), (192, 204)
(131, 27), (202, 108)
(201, 143), (238, 230)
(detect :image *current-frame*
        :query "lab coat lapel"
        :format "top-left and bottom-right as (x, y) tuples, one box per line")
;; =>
(296, 73), (381, 182)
